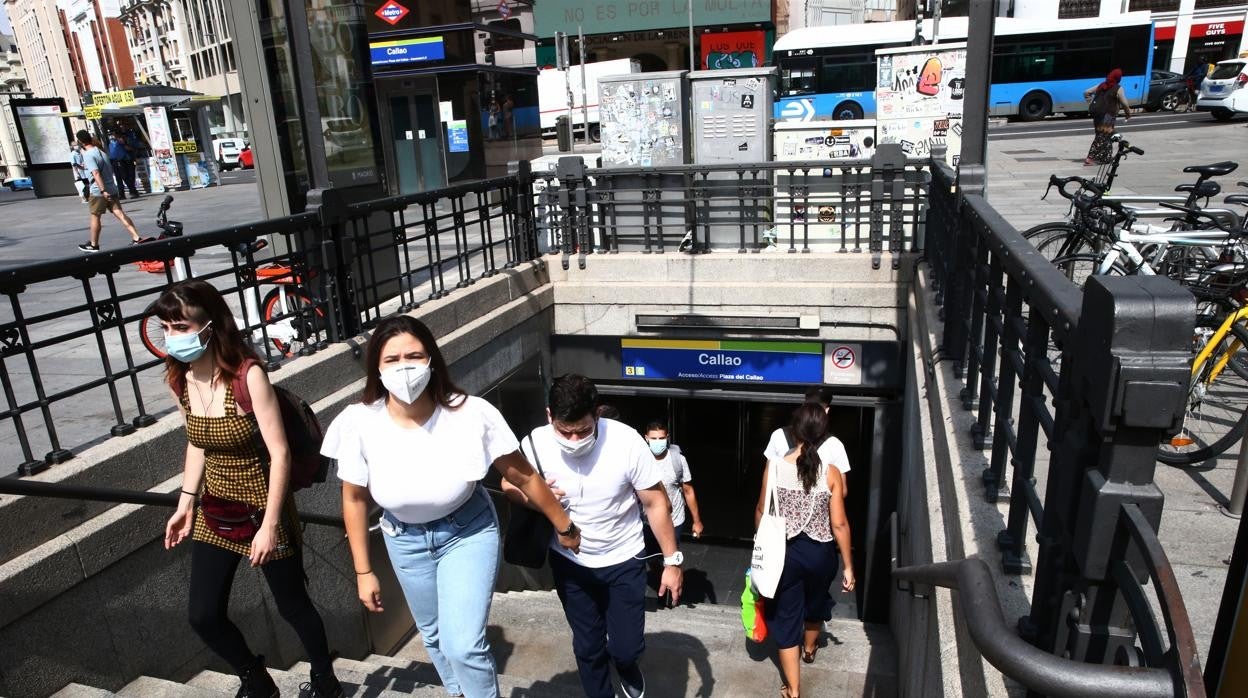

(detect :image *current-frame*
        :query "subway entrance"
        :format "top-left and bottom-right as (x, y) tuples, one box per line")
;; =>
(594, 387), (896, 623)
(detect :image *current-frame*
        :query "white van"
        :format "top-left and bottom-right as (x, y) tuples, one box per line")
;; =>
(212, 138), (245, 170)
(1196, 59), (1248, 122)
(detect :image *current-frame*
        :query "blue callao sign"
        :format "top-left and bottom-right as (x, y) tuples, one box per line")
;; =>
(620, 339), (823, 384)
(369, 36), (446, 66)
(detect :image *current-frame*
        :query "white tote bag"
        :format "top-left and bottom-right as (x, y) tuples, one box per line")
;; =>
(751, 461), (788, 598)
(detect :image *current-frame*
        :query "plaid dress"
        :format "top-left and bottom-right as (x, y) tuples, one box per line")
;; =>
(185, 379), (298, 558)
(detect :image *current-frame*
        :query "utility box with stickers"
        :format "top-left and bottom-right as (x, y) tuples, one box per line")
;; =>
(688, 67), (776, 164)
(597, 71), (689, 168)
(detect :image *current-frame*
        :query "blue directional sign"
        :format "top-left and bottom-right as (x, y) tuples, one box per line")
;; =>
(369, 36), (446, 67)
(620, 339), (823, 384)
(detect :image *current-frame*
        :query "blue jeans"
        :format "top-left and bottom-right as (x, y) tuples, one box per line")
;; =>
(381, 485), (500, 698)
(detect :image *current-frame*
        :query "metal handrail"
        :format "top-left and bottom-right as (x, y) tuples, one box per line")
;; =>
(893, 557), (1183, 698)
(0, 477), (345, 528)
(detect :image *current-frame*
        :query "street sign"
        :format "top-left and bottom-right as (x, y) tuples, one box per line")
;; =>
(620, 339), (824, 384)
(498, 0), (512, 19)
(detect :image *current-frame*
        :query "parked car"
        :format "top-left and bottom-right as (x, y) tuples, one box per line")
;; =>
(212, 138), (245, 170)
(238, 143), (254, 169)
(1146, 70), (1190, 111)
(1196, 59), (1248, 121)
(3, 176), (32, 191)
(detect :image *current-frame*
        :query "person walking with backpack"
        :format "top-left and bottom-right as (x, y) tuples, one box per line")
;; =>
(158, 279), (343, 698)
(754, 403), (855, 698)
(1084, 68), (1132, 166)
(324, 315), (580, 698)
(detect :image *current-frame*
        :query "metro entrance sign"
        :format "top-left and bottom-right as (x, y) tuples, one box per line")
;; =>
(535, 0), (770, 38)
(620, 339), (823, 384)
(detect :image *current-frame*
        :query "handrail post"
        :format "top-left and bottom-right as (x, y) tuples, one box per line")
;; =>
(306, 187), (358, 339)
(1027, 275), (1193, 668)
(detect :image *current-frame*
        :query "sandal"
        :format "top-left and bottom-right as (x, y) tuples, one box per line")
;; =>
(781, 687), (798, 698)
(802, 645), (818, 664)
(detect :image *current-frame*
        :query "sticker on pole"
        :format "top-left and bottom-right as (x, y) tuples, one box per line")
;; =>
(824, 344), (862, 386)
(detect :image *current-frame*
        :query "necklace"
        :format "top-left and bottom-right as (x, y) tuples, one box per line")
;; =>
(191, 370), (219, 416)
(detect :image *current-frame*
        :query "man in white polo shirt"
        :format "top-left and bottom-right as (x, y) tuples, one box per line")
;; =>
(503, 374), (682, 698)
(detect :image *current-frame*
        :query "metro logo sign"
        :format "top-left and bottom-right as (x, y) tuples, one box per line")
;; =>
(375, 0), (410, 25)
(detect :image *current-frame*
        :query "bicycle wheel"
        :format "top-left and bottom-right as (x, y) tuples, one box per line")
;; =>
(139, 311), (167, 359)
(1049, 253), (1127, 288)
(262, 288), (325, 357)
(1158, 327), (1248, 466)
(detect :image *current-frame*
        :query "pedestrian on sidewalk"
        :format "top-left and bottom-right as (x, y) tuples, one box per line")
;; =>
(75, 130), (144, 253)
(503, 374), (683, 698)
(69, 141), (89, 203)
(1083, 68), (1132, 166)
(324, 315), (579, 698)
(755, 402), (855, 698)
(108, 130), (141, 198)
(158, 280), (344, 698)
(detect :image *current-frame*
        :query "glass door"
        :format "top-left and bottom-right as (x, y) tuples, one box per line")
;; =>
(388, 89), (446, 194)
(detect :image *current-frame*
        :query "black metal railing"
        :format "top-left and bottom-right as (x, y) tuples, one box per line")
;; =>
(921, 159), (1205, 695)
(0, 171), (536, 477)
(534, 148), (929, 268)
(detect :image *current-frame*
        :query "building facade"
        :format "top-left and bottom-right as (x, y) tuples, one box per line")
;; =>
(118, 0), (244, 138)
(60, 0), (135, 93)
(1012, 0), (1248, 73)
(0, 31), (29, 180)
(4, 0), (83, 111)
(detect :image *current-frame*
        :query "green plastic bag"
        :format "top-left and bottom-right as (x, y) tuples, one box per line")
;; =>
(741, 569), (768, 643)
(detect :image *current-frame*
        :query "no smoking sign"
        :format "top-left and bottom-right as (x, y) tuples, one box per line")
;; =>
(824, 343), (862, 385)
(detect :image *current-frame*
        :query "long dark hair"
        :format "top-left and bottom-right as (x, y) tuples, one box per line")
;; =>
(153, 279), (259, 393)
(790, 402), (829, 492)
(361, 316), (465, 408)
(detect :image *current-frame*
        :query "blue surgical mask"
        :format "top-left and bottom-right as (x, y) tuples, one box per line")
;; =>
(648, 439), (668, 456)
(165, 321), (212, 363)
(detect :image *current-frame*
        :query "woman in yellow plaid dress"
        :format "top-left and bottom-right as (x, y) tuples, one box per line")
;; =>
(158, 280), (342, 698)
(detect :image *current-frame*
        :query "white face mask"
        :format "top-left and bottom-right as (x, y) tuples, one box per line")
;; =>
(380, 362), (432, 404)
(553, 428), (597, 458)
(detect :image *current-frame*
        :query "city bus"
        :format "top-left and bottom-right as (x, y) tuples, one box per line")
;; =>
(773, 13), (1154, 122)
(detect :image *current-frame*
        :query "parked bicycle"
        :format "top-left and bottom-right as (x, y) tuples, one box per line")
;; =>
(137, 196), (325, 360)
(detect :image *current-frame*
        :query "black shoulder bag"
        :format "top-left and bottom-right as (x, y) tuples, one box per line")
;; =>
(502, 434), (555, 568)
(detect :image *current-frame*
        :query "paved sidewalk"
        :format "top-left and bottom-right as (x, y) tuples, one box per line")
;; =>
(983, 119), (1248, 664)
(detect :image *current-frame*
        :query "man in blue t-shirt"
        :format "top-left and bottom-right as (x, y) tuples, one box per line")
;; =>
(107, 130), (141, 199)
(77, 130), (144, 252)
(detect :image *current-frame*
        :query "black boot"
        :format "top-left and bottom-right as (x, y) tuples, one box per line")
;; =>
(235, 655), (279, 698)
(299, 669), (344, 698)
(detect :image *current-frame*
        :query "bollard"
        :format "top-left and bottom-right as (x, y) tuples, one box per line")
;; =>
(1223, 423), (1248, 518)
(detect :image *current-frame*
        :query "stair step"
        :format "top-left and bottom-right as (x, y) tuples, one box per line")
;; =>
(50, 684), (116, 698)
(386, 589), (897, 696)
(116, 676), (219, 697)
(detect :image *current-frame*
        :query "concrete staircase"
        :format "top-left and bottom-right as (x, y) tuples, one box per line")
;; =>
(50, 589), (897, 697)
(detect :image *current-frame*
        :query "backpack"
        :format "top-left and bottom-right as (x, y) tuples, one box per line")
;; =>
(1089, 87), (1116, 118)
(229, 359), (330, 491)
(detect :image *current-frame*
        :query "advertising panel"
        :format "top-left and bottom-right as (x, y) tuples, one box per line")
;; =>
(536, 0), (771, 38)
(875, 43), (967, 167)
(310, 0), (381, 187)
(12, 102), (72, 167)
(144, 106), (182, 190)
(700, 30), (766, 70)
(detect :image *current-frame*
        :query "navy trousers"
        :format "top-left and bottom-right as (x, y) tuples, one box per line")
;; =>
(549, 551), (647, 698)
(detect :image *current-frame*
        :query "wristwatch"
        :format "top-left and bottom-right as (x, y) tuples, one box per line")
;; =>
(558, 521), (580, 537)
(663, 551), (684, 567)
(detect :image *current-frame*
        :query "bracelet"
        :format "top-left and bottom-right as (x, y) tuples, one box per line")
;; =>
(180, 489), (197, 497)
(355, 569), (372, 575)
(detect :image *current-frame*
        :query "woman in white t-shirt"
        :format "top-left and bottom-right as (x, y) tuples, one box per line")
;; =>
(323, 316), (580, 698)
(754, 402), (855, 698)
